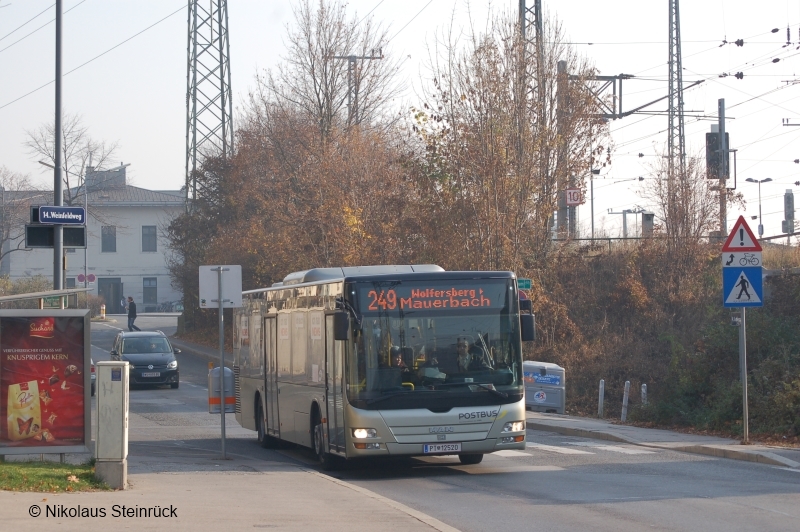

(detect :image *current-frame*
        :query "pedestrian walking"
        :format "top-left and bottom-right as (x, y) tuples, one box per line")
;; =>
(127, 296), (141, 331)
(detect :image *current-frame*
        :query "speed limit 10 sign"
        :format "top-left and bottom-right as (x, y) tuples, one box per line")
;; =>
(565, 187), (582, 206)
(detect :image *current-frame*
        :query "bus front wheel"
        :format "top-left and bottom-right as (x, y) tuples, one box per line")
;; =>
(313, 419), (337, 470)
(459, 454), (484, 465)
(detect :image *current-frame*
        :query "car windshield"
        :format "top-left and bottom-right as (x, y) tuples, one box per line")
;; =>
(122, 337), (172, 354)
(346, 278), (523, 410)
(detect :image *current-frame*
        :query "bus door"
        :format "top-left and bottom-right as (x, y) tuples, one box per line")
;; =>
(264, 316), (279, 437)
(325, 315), (345, 453)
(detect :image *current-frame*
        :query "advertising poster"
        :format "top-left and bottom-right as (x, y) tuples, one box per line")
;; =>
(0, 315), (87, 449)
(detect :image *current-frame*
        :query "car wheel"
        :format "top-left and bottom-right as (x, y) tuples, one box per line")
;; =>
(458, 454), (484, 465)
(171, 381), (179, 389)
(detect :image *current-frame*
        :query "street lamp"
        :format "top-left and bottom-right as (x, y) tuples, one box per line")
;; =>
(745, 178), (773, 237)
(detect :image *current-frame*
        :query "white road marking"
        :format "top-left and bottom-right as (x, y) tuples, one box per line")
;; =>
(527, 442), (594, 455)
(455, 465), (563, 474)
(492, 450), (529, 458)
(95, 322), (124, 331)
(565, 442), (655, 455)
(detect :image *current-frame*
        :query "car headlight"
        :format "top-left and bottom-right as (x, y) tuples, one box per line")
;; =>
(167, 360), (178, 370)
(502, 421), (525, 432)
(352, 428), (377, 439)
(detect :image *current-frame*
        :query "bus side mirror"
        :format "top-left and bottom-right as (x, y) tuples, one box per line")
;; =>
(333, 312), (350, 341)
(520, 313), (535, 342)
(519, 299), (532, 312)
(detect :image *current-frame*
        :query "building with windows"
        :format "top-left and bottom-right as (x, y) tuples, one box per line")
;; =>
(5, 165), (184, 313)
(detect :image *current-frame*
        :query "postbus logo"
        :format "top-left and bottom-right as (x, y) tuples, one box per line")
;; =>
(30, 317), (55, 338)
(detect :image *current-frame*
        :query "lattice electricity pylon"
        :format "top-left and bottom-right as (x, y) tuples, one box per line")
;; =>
(518, 0), (544, 110)
(185, 0), (233, 203)
(667, 0), (686, 181)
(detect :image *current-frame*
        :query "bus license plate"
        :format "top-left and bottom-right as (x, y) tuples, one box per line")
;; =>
(141, 372), (160, 378)
(423, 443), (461, 454)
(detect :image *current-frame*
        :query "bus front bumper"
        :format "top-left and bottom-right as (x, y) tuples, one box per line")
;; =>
(346, 437), (526, 458)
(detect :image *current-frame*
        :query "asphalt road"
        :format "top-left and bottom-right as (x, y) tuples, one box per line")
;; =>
(91, 315), (800, 532)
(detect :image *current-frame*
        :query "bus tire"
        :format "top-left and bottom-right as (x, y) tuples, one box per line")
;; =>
(313, 418), (336, 470)
(458, 454), (484, 465)
(257, 402), (272, 449)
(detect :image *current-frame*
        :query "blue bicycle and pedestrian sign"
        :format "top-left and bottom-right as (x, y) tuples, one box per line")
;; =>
(721, 216), (763, 308)
(723, 267), (762, 307)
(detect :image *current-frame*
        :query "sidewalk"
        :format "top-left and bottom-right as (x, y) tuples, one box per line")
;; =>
(0, 334), (457, 532)
(526, 411), (800, 469)
(171, 334), (800, 470)
(1, 453), (456, 531)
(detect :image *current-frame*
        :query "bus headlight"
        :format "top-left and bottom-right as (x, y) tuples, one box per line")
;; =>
(352, 428), (377, 439)
(502, 421), (525, 432)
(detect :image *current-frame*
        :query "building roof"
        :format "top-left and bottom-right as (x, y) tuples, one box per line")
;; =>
(77, 185), (184, 207)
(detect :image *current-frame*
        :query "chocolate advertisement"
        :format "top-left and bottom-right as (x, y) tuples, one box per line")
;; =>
(0, 315), (87, 448)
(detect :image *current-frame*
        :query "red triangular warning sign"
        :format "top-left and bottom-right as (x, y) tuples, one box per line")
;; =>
(721, 216), (762, 252)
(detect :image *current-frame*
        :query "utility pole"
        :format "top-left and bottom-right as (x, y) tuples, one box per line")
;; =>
(556, 60), (573, 239)
(332, 51), (383, 127)
(667, 0), (686, 220)
(718, 99), (728, 235)
(53, 0), (63, 292)
(185, 0), (233, 206)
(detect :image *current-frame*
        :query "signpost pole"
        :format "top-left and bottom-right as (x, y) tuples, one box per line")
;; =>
(739, 307), (749, 444)
(216, 266), (226, 459)
(53, 0), (63, 293)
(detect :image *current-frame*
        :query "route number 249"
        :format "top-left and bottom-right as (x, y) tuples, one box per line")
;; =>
(367, 290), (398, 310)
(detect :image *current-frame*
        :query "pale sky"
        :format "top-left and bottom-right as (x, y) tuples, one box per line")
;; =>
(1, 0), (798, 239)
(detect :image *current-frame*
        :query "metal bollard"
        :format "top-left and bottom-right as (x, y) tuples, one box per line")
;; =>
(641, 383), (647, 406)
(598, 379), (605, 418)
(621, 380), (631, 422)
(100, 304), (106, 319)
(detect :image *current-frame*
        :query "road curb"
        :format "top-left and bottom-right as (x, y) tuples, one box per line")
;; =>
(665, 444), (800, 468)
(169, 338), (233, 367)
(526, 421), (632, 444)
(306, 468), (461, 532)
(526, 417), (800, 469)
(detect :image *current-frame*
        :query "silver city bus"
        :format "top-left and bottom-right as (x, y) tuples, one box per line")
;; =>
(233, 265), (535, 468)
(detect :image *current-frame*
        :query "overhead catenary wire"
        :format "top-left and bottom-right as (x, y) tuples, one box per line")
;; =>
(388, 0), (433, 44)
(0, 0), (88, 54)
(0, 2), (52, 42)
(0, 3), (184, 112)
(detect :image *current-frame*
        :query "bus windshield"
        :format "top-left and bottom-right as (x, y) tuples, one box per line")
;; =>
(346, 278), (523, 410)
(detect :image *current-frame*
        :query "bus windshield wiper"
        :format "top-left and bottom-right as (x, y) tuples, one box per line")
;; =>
(433, 382), (509, 399)
(365, 389), (436, 405)
(471, 383), (508, 399)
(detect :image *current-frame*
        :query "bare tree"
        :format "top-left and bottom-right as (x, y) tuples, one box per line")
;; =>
(255, 0), (401, 141)
(409, 9), (609, 271)
(24, 113), (119, 206)
(640, 151), (743, 247)
(0, 166), (49, 271)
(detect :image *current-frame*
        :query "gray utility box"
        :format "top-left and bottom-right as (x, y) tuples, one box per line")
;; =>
(523, 361), (565, 414)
